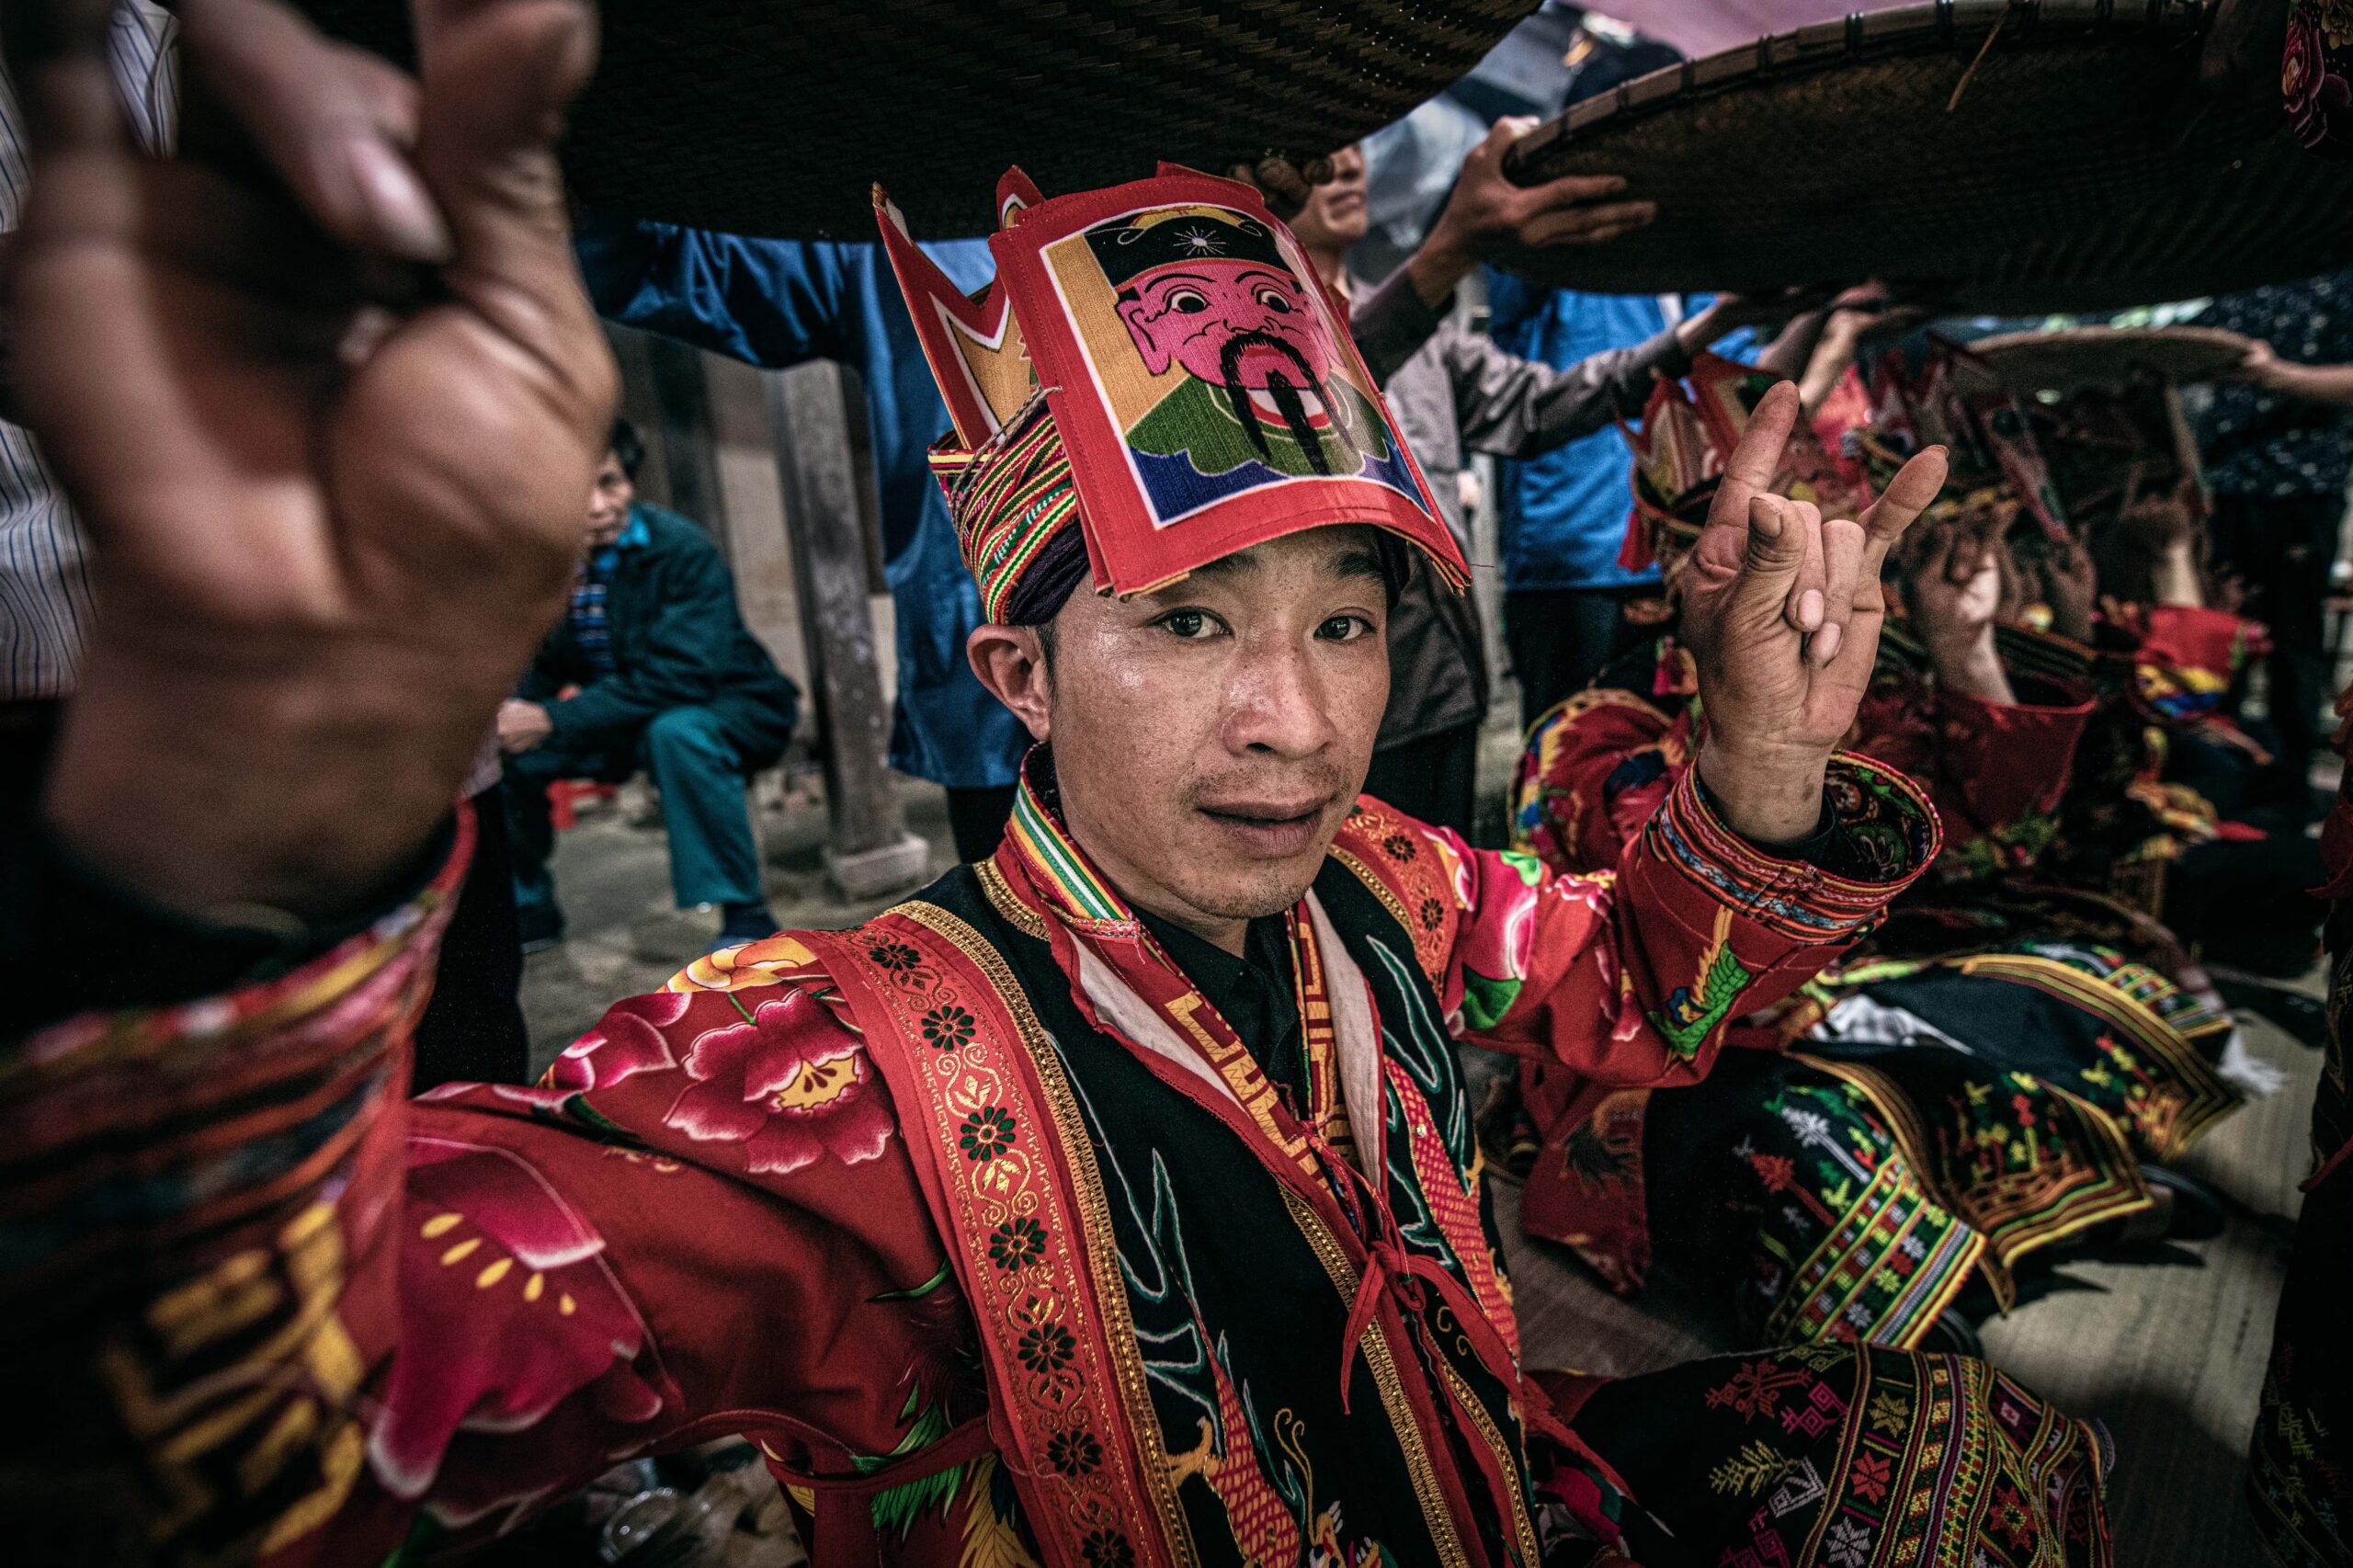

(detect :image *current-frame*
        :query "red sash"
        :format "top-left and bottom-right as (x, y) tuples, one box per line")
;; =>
(805, 912), (1179, 1568)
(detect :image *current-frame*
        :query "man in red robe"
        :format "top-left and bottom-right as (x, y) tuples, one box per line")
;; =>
(2, 3), (2114, 1567)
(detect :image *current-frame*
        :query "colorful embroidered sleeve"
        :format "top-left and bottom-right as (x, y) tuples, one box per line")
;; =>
(2, 847), (982, 1567)
(1849, 672), (2091, 861)
(1427, 758), (1936, 1086)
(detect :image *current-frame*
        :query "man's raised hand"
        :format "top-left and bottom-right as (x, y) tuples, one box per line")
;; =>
(1682, 381), (1947, 846)
(11, 0), (617, 919)
(1404, 117), (1656, 308)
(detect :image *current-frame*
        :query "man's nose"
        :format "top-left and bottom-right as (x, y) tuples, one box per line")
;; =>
(1222, 632), (1338, 758)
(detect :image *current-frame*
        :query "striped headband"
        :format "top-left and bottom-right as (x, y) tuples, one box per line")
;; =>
(928, 393), (1082, 625)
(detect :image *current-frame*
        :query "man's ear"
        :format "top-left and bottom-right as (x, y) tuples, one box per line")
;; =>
(967, 623), (1053, 742)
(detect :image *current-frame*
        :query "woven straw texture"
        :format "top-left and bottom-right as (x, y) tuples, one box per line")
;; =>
(1972, 324), (2256, 391)
(297, 0), (1538, 238)
(1500, 0), (2353, 313)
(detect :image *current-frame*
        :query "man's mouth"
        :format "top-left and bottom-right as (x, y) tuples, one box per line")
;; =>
(1197, 797), (1332, 858)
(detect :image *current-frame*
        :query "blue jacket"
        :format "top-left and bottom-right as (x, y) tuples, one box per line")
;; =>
(1484, 272), (1684, 594)
(574, 220), (1029, 790)
(517, 504), (799, 749)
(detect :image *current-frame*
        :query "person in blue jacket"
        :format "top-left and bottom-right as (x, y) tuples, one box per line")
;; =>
(500, 421), (801, 950)
(1485, 278), (1741, 733)
(574, 218), (1032, 861)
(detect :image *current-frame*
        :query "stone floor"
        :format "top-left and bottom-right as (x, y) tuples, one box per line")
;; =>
(519, 761), (2318, 1566)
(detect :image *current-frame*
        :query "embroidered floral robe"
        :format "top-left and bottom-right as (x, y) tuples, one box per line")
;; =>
(1506, 630), (2240, 1348)
(1512, 629), (2093, 890)
(8, 766), (1980, 1568)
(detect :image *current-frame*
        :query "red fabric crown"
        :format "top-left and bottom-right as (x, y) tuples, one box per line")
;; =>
(877, 165), (1466, 615)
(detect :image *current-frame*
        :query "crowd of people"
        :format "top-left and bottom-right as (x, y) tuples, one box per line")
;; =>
(7, 2), (2353, 1568)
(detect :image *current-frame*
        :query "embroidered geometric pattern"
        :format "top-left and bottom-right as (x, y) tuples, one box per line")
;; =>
(1330, 801), (1460, 988)
(1764, 1154), (1986, 1349)
(1647, 761), (1940, 944)
(807, 915), (1170, 1568)
(930, 396), (1083, 624)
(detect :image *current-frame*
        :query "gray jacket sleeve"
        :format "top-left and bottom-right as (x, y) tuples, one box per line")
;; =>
(1348, 267), (1692, 460)
(1349, 267), (1456, 384)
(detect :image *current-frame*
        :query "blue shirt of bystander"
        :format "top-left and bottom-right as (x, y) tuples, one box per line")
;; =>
(574, 220), (1029, 792)
(1485, 274), (1749, 594)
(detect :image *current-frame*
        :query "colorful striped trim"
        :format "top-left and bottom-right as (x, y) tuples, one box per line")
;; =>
(1005, 775), (1131, 929)
(804, 913), (1179, 1568)
(1644, 757), (1941, 944)
(1760, 1153), (1986, 1350)
(934, 396), (1084, 624)
(1797, 1052), (2152, 1312)
(1945, 951), (2244, 1159)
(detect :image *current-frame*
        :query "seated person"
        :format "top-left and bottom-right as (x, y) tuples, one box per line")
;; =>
(2067, 481), (2326, 978)
(499, 419), (800, 951)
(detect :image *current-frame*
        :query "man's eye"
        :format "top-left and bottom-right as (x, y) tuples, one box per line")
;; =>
(1318, 615), (1371, 642)
(1161, 609), (1212, 638)
(1256, 287), (1295, 312)
(1168, 289), (1209, 312)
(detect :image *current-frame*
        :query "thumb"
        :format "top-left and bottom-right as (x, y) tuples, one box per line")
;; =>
(1488, 115), (1539, 151)
(413, 0), (597, 306)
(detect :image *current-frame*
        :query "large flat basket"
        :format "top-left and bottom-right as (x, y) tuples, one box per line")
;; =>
(298, 0), (1540, 238)
(1498, 1), (2352, 314)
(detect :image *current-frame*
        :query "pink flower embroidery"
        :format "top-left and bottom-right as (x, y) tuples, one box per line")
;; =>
(371, 1139), (666, 1503)
(548, 991), (689, 1092)
(2287, 7), (2353, 156)
(663, 990), (895, 1175)
(1455, 849), (1542, 988)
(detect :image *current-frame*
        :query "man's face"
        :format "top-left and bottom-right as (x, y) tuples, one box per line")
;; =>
(585, 452), (634, 549)
(1115, 260), (1332, 392)
(1035, 527), (1392, 932)
(1288, 143), (1369, 255)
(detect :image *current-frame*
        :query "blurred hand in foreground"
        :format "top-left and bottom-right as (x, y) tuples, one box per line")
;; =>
(14, 0), (617, 918)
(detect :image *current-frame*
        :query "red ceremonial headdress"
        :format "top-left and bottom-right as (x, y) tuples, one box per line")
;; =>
(877, 165), (1466, 621)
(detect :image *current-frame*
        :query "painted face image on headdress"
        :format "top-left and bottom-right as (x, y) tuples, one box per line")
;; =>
(1048, 201), (1427, 526)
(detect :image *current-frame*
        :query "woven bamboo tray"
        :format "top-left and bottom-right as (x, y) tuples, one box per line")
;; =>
(1498, 0), (2353, 313)
(1970, 325), (2256, 391)
(296, 0), (1540, 238)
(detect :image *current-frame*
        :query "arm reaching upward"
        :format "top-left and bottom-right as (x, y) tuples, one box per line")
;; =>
(1678, 382), (1951, 846)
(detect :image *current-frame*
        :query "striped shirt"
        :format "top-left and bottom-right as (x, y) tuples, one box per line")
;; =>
(0, 1), (177, 699)
(569, 548), (621, 676)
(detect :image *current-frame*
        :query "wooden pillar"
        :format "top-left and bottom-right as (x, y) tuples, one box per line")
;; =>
(603, 324), (676, 509)
(768, 361), (931, 901)
(648, 334), (730, 541)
